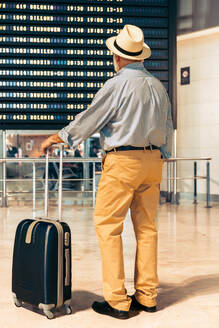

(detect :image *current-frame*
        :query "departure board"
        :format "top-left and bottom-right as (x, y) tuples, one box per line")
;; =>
(0, 0), (176, 129)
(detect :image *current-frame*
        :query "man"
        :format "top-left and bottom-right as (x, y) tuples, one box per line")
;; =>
(39, 25), (173, 320)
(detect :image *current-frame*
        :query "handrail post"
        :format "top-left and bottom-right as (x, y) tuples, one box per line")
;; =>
(172, 159), (178, 204)
(166, 161), (171, 202)
(92, 162), (96, 208)
(193, 161), (197, 204)
(172, 129), (178, 204)
(206, 161), (211, 208)
(33, 162), (36, 219)
(1, 131), (8, 207)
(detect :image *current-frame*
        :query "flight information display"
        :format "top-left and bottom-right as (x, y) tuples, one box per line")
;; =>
(0, 0), (176, 129)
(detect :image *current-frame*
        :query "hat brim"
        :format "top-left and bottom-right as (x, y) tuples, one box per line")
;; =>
(106, 36), (151, 60)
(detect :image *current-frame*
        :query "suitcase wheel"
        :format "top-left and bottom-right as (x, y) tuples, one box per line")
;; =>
(64, 305), (72, 315)
(13, 295), (22, 307)
(44, 310), (54, 320)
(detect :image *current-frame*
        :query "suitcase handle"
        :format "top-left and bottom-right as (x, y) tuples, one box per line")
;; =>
(44, 144), (65, 221)
(65, 249), (70, 286)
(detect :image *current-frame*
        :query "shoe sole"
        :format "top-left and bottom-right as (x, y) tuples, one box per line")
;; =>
(92, 305), (129, 320)
(130, 304), (157, 312)
(130, 295), (157, 313)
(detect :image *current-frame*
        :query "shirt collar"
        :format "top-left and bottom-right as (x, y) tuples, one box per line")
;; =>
(116, 62), (147, 76)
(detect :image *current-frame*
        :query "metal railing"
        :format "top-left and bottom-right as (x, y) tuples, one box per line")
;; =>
(0, 156), (212, 208)
(165, 157), (212, 207)
(0, 157), (101, 208)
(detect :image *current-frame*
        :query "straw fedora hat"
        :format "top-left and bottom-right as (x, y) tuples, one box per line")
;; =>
(106, 25), (151, 60)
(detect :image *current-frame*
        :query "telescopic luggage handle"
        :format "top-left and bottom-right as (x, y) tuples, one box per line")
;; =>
(44, 143), (65, 221)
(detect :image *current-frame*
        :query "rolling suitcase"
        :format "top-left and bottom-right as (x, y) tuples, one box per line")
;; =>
(12, 145), (72, 319)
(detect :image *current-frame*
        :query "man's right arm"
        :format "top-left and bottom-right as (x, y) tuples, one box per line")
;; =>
(57, 80), (117, 148)
(40, 133), (64, 155)
(38, 78), (117, 156)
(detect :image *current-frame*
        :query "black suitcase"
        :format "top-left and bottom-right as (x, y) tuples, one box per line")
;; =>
(12, 145), (72, 319)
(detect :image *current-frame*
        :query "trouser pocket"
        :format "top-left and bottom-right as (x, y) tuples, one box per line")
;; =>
(101, 154), (107, 171)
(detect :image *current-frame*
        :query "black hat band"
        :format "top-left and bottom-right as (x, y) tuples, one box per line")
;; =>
(114, 40), (143, 56)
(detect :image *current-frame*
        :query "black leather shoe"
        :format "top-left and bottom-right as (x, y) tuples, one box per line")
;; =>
(130, 295), (157, 312)
(92, 301), (129, 319)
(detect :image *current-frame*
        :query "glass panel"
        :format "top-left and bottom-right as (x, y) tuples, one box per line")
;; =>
(179, 0), (193, 16)
(4, 130), (102, 201)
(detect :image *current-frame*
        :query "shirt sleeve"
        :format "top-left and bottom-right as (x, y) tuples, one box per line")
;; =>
(58, 80), (116, 149)
(160, 101), (174, 158)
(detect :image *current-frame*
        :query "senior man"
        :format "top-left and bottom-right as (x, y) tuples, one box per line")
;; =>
(39, 25), (173, 320)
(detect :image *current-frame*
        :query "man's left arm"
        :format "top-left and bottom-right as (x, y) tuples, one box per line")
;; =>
(160, 101), (174, 158)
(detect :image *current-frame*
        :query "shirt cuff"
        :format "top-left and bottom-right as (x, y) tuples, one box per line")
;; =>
(160, 147), (172, 159)
(58, 129), (75, 148)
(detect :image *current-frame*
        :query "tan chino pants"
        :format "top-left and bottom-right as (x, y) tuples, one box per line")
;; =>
(94, 149), (164, 311)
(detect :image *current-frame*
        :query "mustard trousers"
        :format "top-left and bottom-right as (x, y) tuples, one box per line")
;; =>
(94, 149), (164, 311)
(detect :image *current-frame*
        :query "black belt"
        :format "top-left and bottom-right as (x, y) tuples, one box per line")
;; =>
(106, 145), (160, 153)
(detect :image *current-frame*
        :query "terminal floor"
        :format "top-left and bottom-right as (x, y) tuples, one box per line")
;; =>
(0, 203), (219, 328)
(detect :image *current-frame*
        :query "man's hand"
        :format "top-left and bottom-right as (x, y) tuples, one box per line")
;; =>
(40, 133), (64, 155)
(31, 133), (64, 158)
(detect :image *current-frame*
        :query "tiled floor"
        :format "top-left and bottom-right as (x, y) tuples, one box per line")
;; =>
(0, 202), (219, 328)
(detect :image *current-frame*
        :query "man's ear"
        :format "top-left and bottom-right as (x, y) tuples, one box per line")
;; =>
(114, 54), (120, 63)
